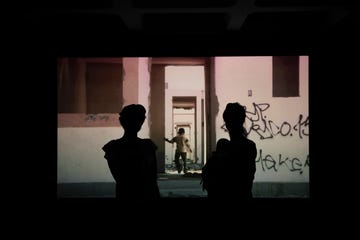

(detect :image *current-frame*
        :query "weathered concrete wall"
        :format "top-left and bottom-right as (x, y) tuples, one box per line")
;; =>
(214, 56), (309, 182)
(58, 58), (153, 182)
(57, 127), (118, 183)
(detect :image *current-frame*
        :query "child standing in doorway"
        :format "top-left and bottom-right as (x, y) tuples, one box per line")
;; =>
(164, 128), (192, 174)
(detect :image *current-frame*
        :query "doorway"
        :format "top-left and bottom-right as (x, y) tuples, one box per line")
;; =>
(164, 65), (206, 174)
(172, 97), (196, 166)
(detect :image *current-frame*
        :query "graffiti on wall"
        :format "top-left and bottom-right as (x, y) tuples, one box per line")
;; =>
(244, 103), (309, 174)
(256, 149), (309, 174)
(58, 113), (120, 127)
(246, 102), (309, 140)
(85, 114), (110, 122)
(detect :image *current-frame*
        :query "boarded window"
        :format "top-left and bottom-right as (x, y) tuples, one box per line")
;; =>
(273, 56), (299, 97)
(57, 58), (80, 113)
(86, 63), (123, 113)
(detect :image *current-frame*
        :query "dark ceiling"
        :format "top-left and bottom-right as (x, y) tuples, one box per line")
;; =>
(24, 0), (359, 55)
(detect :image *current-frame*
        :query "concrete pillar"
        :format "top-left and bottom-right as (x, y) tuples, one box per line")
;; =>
(150, 64), (166, 173)
(206, 57), (218, 154)
(122, 58), (140, 106)
(122, 57), (151, 138)
(138, 57), (151, 138)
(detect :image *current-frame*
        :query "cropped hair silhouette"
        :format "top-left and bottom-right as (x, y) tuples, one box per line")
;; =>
(102, 104), (160, 200)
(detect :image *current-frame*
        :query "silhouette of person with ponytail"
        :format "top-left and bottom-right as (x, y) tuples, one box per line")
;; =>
(201, 102), (256, 199)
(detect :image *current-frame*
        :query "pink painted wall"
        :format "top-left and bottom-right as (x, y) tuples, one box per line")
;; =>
(214, 56), (309, 182)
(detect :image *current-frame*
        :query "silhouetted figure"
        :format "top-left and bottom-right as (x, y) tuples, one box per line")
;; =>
(201, 102), (257, 199)
(102, 104), (160, 200)
(164, 128), (192, 174)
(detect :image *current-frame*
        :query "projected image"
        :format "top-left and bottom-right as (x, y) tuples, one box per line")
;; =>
(57, 57), (309, 198)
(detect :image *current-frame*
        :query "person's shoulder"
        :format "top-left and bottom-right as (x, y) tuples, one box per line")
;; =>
(244, 138), (256, 148)
(215, 138), (230, 154)
(102, 139), (116, 150)
(102, 138), (122, 151)
(217, 138), (230, 144)
(141, 138), (158, 150)
(141, 138), (154, 144)
(216, 138), (230, 148)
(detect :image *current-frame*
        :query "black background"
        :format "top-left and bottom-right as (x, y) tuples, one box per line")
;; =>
(13, 0), (360, 233)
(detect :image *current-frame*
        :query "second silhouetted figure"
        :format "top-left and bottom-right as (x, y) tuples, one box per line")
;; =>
(201, 102), (257, 199)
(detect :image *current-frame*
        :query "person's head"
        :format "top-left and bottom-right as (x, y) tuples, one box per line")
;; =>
(223, 102), (247, 137)
(177, 128), (185, 135)
(119, 104), (146, 133)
